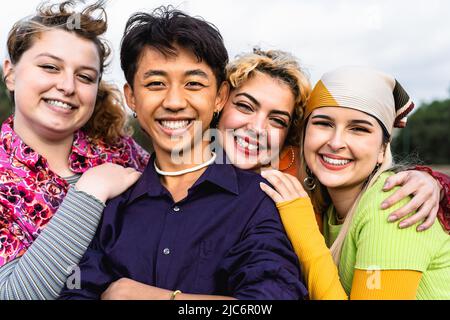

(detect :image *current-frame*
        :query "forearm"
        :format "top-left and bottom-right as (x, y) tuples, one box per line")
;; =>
(277, 198), (347, 300)
(0, 187), (105, 300)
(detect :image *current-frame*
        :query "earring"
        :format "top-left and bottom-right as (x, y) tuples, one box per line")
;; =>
(303, 166), (316, 191)
(132, 112), (137, 118)
(211, 111), (220, 128)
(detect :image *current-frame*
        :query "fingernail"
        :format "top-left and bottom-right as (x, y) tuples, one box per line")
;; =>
(417, 226), (425, 232)
(399, 222), (407, 228)
(388, 215), (397, 222)
(383, 183), (389, 189)
(381, 202), (388, 209)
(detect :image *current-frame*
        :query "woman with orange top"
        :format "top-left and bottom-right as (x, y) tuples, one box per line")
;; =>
(218, 48), (448, 235)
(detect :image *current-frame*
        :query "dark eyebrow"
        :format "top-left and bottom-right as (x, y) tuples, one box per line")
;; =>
(312, 115), (374, 127)
(311, 115), (332, 120)
(349, 119), (374, 127)
(143, 70), (167, 79)
(235, 93), (260, 107)
(270, 110), (292, 121)
(185, 69), (209, 79)
(235, 92), (292, 120)
(35, 53), (99, 75)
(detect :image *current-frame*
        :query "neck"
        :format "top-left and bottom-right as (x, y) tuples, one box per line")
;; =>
(327, 183), (365, 222)
(13, 116), (74, 177)
(154, 142), (215, 202)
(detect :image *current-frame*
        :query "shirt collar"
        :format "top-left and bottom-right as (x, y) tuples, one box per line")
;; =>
(128, 151), (239, 203)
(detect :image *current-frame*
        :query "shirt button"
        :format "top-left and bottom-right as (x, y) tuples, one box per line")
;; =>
(173, 206), (180, 212)
(163, 248), (170, 255)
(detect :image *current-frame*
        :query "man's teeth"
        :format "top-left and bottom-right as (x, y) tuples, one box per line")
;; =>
(322, 155), (351, 166)
(236, 136), (258, 151)
(160, 120), (190, 130)
(46, 100), (72, 110)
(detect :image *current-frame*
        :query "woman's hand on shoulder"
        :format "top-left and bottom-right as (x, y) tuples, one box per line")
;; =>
(381, 170), (441, 231)
(75, 163), (142, 203)
(259, 169), (308, 204)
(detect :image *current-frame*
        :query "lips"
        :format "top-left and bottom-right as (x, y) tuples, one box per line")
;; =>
(44, 98), (78, 109)
(319, 154), (353, 171)
(156, 118), (194, 136)
(233, 134), (268, 157)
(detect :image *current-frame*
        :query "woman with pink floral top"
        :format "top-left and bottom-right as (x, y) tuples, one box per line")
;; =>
(0, 1), (149, 299)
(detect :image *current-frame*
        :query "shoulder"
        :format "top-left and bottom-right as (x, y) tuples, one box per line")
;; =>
(351, 172), (448, 270)
(232, 165), (271, 201)
(356, 172), (400, 219)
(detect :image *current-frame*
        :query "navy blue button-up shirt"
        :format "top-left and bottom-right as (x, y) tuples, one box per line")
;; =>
(59, 154), (307, 300)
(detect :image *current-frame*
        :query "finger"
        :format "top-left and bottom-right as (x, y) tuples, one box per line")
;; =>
(285, 174), (308, 197)
(381, 184), (416, 210)
(261, 171), (292, 197)
(265, 170), (305, 198)
(260, 182), (283, 203)
(383, 171), (408, 191)
(387, 194), (426, 221)
(398, 202), (434, 229)
(264, 170), (296, 193)
(417, 204), (439, 232)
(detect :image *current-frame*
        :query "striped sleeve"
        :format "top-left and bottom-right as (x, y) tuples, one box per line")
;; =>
(0, 186), (105, 300)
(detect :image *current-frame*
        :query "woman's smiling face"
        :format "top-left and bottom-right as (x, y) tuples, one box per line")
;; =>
(304, 106), (386, 192)
(218, 72), (295, 170)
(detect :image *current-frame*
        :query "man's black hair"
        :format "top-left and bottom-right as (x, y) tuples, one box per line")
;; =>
(120, 6), (228, 88)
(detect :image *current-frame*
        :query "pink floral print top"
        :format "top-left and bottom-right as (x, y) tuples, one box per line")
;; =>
(0, 116), (149, 266)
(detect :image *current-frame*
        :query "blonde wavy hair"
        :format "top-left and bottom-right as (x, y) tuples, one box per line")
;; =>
(226, 48), (311, 147)
(4, 0), (129, 144)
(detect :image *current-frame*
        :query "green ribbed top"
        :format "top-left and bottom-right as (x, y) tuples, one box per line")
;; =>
(324, 171), (450, 300)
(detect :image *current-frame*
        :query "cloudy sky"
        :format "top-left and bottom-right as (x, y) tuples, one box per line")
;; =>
(1, 0), (449, 105)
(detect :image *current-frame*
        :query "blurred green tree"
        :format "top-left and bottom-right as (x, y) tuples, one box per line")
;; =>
(392, 98), (450, 164)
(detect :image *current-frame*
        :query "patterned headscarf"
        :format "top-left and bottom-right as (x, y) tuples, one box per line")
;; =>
(305, 66), (414, 134)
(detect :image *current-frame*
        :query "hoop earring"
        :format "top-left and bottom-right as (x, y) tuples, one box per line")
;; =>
(133, 112), (137, 118)
(303, 166), (316, 191)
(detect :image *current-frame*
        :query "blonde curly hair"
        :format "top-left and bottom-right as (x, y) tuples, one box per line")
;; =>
(5, 0), (129, 144)
(227, 48), (311, 147)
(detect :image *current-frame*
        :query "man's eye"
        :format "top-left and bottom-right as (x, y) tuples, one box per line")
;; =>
(145, 81), (165, 88)
(186, 81), (205, 88)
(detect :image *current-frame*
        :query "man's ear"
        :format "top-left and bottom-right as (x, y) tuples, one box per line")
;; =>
(214, 81), (230, 113)
(123, 83), (136, 113)
(2, 60), (15, 91)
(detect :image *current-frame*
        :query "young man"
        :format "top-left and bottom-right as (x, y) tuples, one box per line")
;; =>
(59, 7), (306, 300)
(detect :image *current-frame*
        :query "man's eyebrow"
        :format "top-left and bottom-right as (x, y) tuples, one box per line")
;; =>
(185, 69), (209, 78)
(143, 70), (167, 79)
